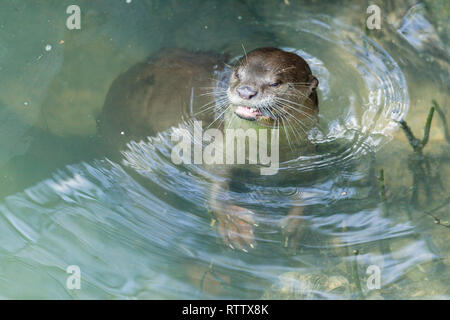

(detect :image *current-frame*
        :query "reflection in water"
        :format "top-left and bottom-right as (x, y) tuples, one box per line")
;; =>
(397, 3), (445, 52)
(0, 1), (448, 299)
(0, 129), (438, 298)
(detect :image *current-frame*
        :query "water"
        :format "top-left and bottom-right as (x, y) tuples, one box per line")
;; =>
(0, 0), (449, 299)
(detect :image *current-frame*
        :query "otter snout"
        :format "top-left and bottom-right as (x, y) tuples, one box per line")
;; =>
(236, 85), (257, 100)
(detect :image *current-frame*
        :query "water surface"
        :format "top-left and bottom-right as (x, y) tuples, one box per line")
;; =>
(0, 0), (448, 299)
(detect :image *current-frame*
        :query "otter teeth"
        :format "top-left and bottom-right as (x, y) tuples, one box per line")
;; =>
(249, 107), (257, 112)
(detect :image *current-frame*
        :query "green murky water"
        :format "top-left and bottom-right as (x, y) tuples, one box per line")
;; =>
(0, 0), (448, 299)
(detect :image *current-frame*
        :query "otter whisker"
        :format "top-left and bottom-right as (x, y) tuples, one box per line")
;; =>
(208, 104), (229, 129)
(198, 86), (228, 89)
(269, 106), (299, 144)
(271, 105), (306, 143)
(199, 87), (227, 93)
(272, 101), (311, 136)
(198, 90), (228, 95)
(274, 65), (296, 75)
(275, 96), (316, 113)
(205, 104), (231, 130)
(216, 115), (227, 130)
(285, 86), (315, 104)
(270, 63), (286, 78)
(288, 85), (311, 88)
(195, 103), (227, 117)
(197, 91), (228, 97)
(197, 96), (228, 111)
(194, 98), (229, 117)
(283, 121), (303, 145)
(275, 101), (317, 126)
(288, 86), (317, 101)
(279, 106), (316, 123)
(288, 81), (314, 85)
(223, 62), (233, 69)
(262, 106), (280, 128)
(226, 112), (238, 130)
(241, 43), (248, 65)
(278, 110), (295, 150)
(283, 92), (314, 106)
(283, 92), (311, 102)
(273, 97), (314, 115)
(274, 101), (316, 122)
(279, 107), (308, 137)
(205, 77), (221, 82)
(288, 84), (316, 98)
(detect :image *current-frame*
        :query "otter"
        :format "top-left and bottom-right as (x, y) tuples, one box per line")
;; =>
(99, 47), (319, 251)
(227, 47), (318, 129)
(99, 48), (227, 150)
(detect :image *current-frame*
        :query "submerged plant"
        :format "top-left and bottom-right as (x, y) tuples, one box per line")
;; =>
(398, 105), (435, 156)
(432, 100), (450, 145)
(397, 101), (449, 227)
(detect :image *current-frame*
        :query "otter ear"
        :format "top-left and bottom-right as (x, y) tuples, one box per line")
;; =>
(308, 75), (319, 91)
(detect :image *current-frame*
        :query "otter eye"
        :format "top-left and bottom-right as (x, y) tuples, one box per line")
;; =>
(234, 71), (240, 80)
(270, 81), (281, 87)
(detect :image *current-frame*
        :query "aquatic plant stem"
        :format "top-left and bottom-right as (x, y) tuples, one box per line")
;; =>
(398, 103), (450, 227)
(398, 121), (422, 154)
(432, 100), (450, 144)
(421, 106), (435, 147)
(398, 106), (435, 154)
(422, 196), (450, 229)
(378, 169), (387, 203)
(199, 260), (230, 296)
(399, 106), (436, 205)
(199, 262), (214, 293)
(378, 169), (392, 255)
(351, 249), (364, 299)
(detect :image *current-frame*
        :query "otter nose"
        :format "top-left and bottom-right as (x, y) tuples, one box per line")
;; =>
(236, 85), (257, 99)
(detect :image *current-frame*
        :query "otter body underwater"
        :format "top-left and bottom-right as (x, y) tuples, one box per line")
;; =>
(99, 47), (320, 251)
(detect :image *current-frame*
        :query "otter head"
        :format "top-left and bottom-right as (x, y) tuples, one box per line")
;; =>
(227, 47), (319, 128)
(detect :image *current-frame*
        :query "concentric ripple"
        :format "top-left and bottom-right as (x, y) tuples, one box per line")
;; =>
(2, 12), (439, 300)
(115, 15), (418, 298)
